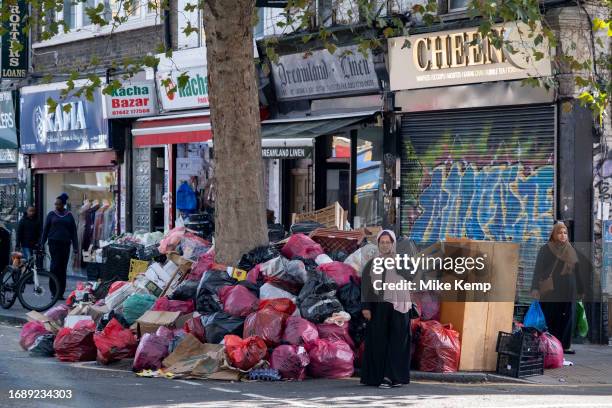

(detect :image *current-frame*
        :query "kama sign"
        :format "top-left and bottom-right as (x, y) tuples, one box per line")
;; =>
(20, 83), (109, 154)
(262, 146), (312, 159)
(1, 0), (28, 79)
(388, 22), (552, 90)
(156, 66), (209, 111)
(104, 81), (158, 119)
(270, 45), (380, 101)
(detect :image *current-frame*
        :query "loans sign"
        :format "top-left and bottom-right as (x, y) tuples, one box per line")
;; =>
(104, 81), (158, 119)
(1, 0), (28, 79)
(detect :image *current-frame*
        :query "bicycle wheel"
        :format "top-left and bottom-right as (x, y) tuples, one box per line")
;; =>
(0, 266), (19, 309)
(17, 270), (60, 312)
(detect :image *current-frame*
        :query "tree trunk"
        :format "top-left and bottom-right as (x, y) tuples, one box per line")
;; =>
(202, 0), (268, 264)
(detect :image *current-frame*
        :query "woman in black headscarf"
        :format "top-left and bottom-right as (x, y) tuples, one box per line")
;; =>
(40, 193), (78, 300)
(531, 222), (584, 353)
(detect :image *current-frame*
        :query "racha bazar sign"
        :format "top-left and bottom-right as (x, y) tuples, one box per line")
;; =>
(20, 82), (109, 154)
(262, 146), (312, 159)
(270, 45), (380, 101)
(104, 81), (158, 119)
(156, 66), (209, 111)
(388, 22), (552, 90)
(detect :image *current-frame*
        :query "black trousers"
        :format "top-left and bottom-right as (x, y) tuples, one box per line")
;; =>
(360, 302), (411, 386)
(48, 240), (71, 298)
(541, 301), (575, 350)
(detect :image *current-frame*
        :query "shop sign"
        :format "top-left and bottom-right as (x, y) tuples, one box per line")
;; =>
(0, 92), (17, 149)
(156, 66), (209, 111)
(104, 81), (158, 119)
(388, 22), (552, 90)
(1, 0), (28, 79)
(0, 149), (17, 163)
(19, 83), (109, 154)
(270, 45), (380, 101)
(0, 166), (17, 179)
(262, 146), (312, 159)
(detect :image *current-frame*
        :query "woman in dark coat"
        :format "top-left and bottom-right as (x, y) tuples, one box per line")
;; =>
(360, 230), (413, 388)
(531, 222), (584, 353)
(40, 193), (78, 300)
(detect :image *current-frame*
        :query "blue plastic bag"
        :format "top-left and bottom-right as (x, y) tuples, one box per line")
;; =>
(176, 182), (197, 212)
(523, 301), (547, 331)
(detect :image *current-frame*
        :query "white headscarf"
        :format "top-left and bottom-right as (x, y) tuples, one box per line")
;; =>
(377, 230), (412, 314)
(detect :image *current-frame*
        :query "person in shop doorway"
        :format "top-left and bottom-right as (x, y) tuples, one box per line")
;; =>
(16, 206), (41, 260)
(360, 230), (414, 388)
(40, 193), (78, 300)
(531, 222), (584, 354)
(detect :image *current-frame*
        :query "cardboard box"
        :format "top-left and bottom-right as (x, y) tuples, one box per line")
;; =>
(438, 240), (519, 371)
(26, 311), (61, 333)
(175, 312), (195, 331)
(145, 263), (173, 289)
(87, 304), (110, 324)
(136, 310), (181, 336)
(167, 253), (193, 275)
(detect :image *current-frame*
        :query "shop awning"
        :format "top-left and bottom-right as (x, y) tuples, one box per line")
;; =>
(260, 111), (378, 147)
(132, 111), (212, 147)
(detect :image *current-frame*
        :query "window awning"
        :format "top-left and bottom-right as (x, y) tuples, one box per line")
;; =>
(260, 111), (378, 147)
(132, 111), (212, 147)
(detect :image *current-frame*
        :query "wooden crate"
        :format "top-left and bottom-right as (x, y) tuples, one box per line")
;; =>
(291, 202), (346, 230)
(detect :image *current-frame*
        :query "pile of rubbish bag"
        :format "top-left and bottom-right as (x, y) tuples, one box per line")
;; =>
(18, 226), (465, 381)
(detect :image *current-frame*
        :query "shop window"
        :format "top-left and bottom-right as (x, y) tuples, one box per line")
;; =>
(355, 128), (382, 228)
(41, 170), (117, 273)
(448, 0), (469, 12)
(330, 135), (351, 160)
(36, 0), (159, 47)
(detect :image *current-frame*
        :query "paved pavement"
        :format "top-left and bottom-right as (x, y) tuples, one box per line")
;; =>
(530, 344), (612, 386)
(1, 324), (611, 408)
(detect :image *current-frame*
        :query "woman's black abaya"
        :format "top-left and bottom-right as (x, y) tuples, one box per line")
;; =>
(360, 301), (411, 386)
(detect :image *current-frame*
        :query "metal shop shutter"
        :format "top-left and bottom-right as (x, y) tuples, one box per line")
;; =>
(400, 105), (556, 302)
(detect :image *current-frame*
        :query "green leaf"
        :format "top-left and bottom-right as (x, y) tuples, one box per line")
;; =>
(534, 34), (543, 46)
(592, 18), (607, 32)
(383, 27), (395, 38)
(534, 51), (544, 61)
(142, 55), (159, 69)
(46, 97), (57, 111)
(177, 72), (190, 89)
(324, 42), (337, 55)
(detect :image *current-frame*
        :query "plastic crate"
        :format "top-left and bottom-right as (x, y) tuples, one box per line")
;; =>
(103, 244), (138, 281)
(496, 330), (540, 356)
(496, 330), (543, 378)
(129, 259), (150, 282)
(496, 352), (544, 378)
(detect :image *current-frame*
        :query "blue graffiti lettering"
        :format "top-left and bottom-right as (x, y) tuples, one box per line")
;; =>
(409, 163), (554, 244)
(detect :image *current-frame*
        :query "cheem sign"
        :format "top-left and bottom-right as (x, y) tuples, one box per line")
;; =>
(104, 81), (158, 119)
(388, 22), (552, 90)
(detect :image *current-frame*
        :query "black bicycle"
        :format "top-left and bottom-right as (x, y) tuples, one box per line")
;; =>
(0, 249), (60, 312)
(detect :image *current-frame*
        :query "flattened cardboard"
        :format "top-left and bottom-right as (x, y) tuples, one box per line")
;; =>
(136, 310), (181, 336)
(25, 311), (61, 333)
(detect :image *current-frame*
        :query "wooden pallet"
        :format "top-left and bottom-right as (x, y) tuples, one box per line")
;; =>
(291, 202), (347, 230)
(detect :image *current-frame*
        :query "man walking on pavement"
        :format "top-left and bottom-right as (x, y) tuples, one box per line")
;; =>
(16, 206), (41, 260)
